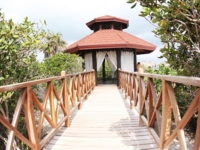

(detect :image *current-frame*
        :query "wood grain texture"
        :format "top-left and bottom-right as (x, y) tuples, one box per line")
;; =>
(44, 85), (158, 150)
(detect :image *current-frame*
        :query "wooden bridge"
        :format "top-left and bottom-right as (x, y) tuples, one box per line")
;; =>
(0, 70), (200, 150)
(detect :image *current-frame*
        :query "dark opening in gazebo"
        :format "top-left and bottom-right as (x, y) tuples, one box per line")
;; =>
(64, 15), (156, 84)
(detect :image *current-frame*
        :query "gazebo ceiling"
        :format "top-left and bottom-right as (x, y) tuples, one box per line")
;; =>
(65, 29), (156, 54)
(86, 15), (129, 30)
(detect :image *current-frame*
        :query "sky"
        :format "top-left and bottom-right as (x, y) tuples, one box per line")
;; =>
(1, 0), (166, 64)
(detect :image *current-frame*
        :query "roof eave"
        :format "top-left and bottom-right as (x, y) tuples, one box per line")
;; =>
(66, 43), (156, 54)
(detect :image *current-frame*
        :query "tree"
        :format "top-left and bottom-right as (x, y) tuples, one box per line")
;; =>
(0, 10), (47, 149)
(127, 0), (200, 76)
(0, 8), (75, 149)
(43, 32), (67, 58)
(40, 53), (83, 76)
(127, 0), (200, 133)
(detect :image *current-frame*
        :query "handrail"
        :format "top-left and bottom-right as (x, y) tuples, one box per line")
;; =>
(118, 69), (200, 150)
(0, 70), (95, 150)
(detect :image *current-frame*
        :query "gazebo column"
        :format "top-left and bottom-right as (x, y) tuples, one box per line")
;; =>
(92, 51), (97, 85)
(134, 49), (137, 71)
(117, 50), (121, 86)
(102, 59), (105, 82)
(82, 51), (85, 69)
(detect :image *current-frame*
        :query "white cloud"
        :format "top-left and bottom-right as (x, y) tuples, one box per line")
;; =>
(138, 45), (166, 64)
(1, 0), (164, 63)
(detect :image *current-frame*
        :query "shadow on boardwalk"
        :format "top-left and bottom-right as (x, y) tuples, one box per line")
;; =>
(107, 88), (158, 150)
(115, 88), (194, 150)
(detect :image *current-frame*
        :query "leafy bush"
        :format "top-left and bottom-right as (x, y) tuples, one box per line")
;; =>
(0, 10), (73, 149)
(40, 53), (83, 77)
(0, 10), (47, 149)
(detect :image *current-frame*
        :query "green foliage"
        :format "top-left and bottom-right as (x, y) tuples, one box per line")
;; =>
(0, 9), (68, 149)
(0, 9), (48, 149)
(145, 64), (177, 94)
(144, 64), (177, 76)
(128, 0), (200, 133)
(0, 14), (45, 86)
(128, 0), (200, 77)
(40, 53), (83, 76)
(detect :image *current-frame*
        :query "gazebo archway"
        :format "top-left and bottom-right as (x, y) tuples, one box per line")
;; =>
(96, 51), (117, 84)
(82, 49), (136, 85)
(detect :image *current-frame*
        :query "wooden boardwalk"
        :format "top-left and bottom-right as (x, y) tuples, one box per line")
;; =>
(44, 84), (158, 150)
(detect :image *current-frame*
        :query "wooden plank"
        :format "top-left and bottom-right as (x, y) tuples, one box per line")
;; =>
(56, 131), (150, 137)
(45, 85), (158, 150)
(52, 136), (155, 141)
(59, 126), (148, 131)
(48, 138), (156, 146)
(69, 124), (139, 128)
(44, 145), (157, 150)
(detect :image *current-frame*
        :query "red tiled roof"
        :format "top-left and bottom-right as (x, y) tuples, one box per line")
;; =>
(86, 15), (129, 30)
(66, 29), (156, 54)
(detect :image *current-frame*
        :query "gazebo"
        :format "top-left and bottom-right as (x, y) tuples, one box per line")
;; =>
(65, 15), (156, 84)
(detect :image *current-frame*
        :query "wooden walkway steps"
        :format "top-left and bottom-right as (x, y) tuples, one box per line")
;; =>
(44, 84), (158, 150)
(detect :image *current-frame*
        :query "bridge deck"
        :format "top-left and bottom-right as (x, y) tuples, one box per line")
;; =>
(44, 85), (158, 150)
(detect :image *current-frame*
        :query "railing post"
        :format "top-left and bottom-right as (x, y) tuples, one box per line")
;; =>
(133, 74), (138, 107)
(121, 72), (124, 93)
(138, 76), (145, 126)
(92, 70), (95, 89)
(49, 82), (56, 125)
(159, 80), (172, 150)
(129, 74), (133, 109)
(24, 86), (40, 150)
(81, 73), (85, 99)
(73, 76), (76, 106)
(61, 71), (70, 127)
(125, 73), (128, 99)
(118, 68), (121, 89)
(85, 73), (88, 100)
(77, 74), (82, 110)
(88, 72), (91, 93)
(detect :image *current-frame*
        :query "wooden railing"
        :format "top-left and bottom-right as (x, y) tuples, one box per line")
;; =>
(118, 69), (200, 150)
(0, 70), (95, 150)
